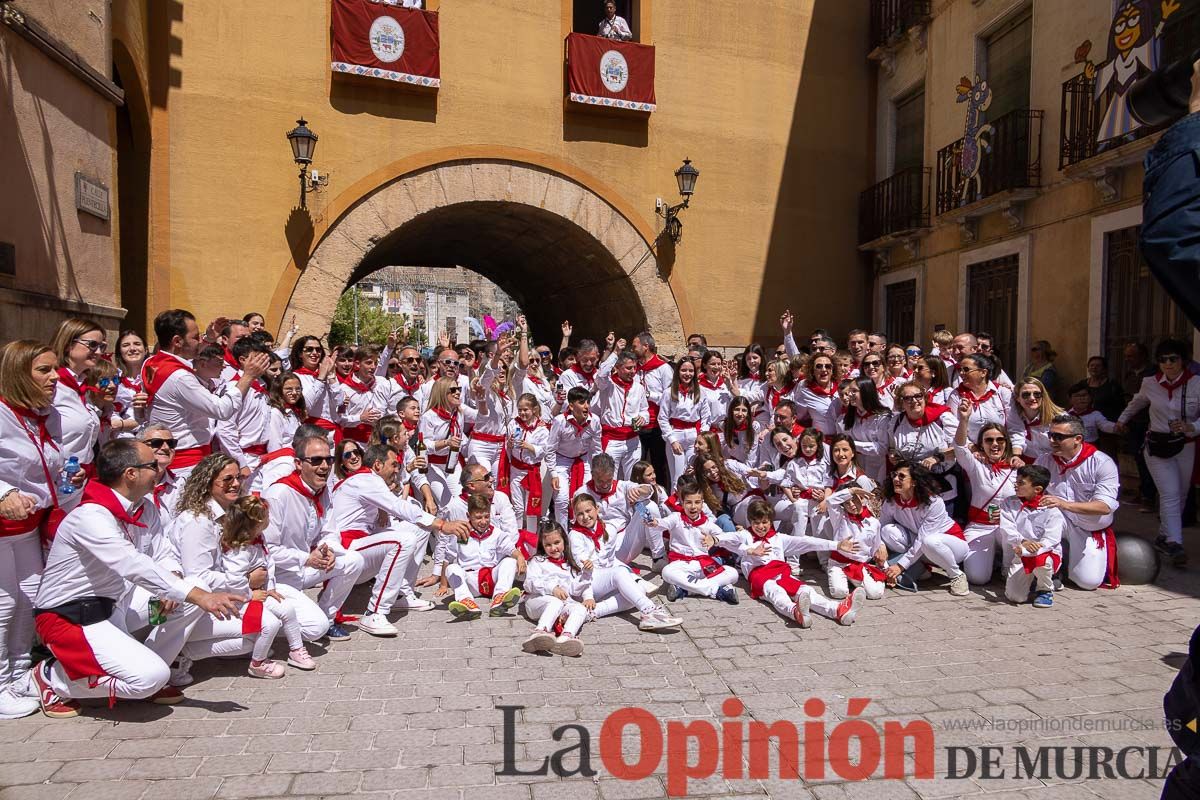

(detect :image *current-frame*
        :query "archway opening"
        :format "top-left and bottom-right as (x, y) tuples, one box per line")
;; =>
(346, 200), (650, 346)
(112, 55), (151, 334)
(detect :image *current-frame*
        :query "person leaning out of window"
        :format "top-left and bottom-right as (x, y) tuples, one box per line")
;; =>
(598, 1), (632, 41)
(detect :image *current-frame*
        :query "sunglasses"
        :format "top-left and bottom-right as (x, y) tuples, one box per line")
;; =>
(387, 363), (400, 370)
(441, 360), (462, 368)
(813, 364), (833, 371)
(75, 338), (108, 353)
(900, 395), (924, 403)
(774, 351), (786, 357)
(1020, 391), (1043, 400)
(131, 461), (159, 472)
(341, 449), (363, 460)
(97, 377), (118, 388)
(401, 356), (421, 363)
(303, 346), (324, 354)
(905, 350), (922, 356)
(299, 456), (336, 466)
(887, 355), (906, 362)
(982, 436), (1007, 444)
(862, 361), (883, 368)
(1158, 355), (1182, 363)
(1048, 432), (1077, 442)
(448, 387), (463, 394)
(216, 474), (242, 487)
(143, 437), (178, 450)
(537, 351), (552, 359)
(468, 474), (495, 484)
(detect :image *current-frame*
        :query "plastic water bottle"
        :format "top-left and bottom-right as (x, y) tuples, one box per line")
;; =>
(58, 457), (80, 496)
(633, 499), (651, 522)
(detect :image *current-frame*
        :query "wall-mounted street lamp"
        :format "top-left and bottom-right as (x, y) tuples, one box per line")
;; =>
(657, 158), (699, 244)
(286, 118), (319, 209)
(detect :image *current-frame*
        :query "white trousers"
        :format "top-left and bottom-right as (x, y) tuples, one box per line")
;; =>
(446, 558), (517, 601)
(0, 532), (41, 689)
(612, 511), (667, 565)
(661, 561), (738, 598)
(826, 565), (885, 600)
(551, 457), (591, 527)
(48, 614), (169, 701)
(1065, 525), (1109, 591)
(1004, 560), (1055, 602)
(1146, 442), (1194, 544)
(760, 580), (841, 620)
(285, 549), (366, 622)
(183, 584), (325, 660)
(665, 428), (699, 487)
(350, 524), (429, 615)
(117, 584), (208, 668)
(426, 463), (462, 507)
(603, 437), (641, 480)
(523, 595), (587, 636)
(962, 523), (1000, 585)
(251, 596), (303, 661)
(880, 523), (968, 580)
(507, 463), (543, 531)
(467, 439), (504, 476)
(590, 566), (658, 617)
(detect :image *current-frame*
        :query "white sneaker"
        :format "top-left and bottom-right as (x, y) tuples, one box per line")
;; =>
(836, 587), (865, 626)
(0, 687), (40, 720)
(394, 596), (436, 612)
(169, 656), (194, 687)
(551, 634), (584, 658)
(357, 612), (399, 637)
(522, 630), (556, 654)
(948, 573), (969, 597)
(638, 606), (683, 631)
(792, 590), (813, 629)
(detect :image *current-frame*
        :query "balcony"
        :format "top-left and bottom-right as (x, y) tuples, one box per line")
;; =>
(858, 166), (930, 246)
(869, 0), (932, 54)
(935, 108), (1043, 218)
(565, 33), (656, 113)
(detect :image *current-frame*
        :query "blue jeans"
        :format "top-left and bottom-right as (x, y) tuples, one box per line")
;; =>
(1142, 111), (1200, 330)
(715, 514), (737, 533)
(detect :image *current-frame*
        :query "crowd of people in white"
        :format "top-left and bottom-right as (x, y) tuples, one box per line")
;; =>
(0, 305), (1191, 721)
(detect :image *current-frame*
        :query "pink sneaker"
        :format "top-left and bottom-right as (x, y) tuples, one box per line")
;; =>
(248, 659), (286, 679)
(287, 648), (316, 671)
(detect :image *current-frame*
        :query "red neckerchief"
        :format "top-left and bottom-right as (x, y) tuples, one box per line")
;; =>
(56, 367), (87, 401)
(751, 527), (776, 542)
(680, 510), (709, 526)
(699, 374), (724, 391)
(274, 472), (325, 518)
(79, 482), (146, 529)
(789, 422), (805, 438)
(1020, 495), (1042, 512)
(152, 473), (174, 509)
(403, 419), (417, 433)
(3, 399), (56, 449)
(570, 364), (595, 385)
(877, 375), (896, 393)
(833, 469), (858, 489)
(231, 372), (269, 395)
(845, 505), (873, 525)
(571, 520), (606, 548)
(516, 417), (540, 434)
(907, 402), (950, 428)
(585, 479), (617, 503)
(986, 457), (1014, 475)
(459, 490), (471, 504)
(547, 555), (568, 568)
(332, 467), (372, 494)
(339, 373), (375, 392)
(1156, 370), (1192, 400)
(469, 524), (494, 541)
(432, 406), (461, 437)
(798, 449), (821, 463)
(294, 367), (319, 378)
(120, 376), (142, 392)
(806, 379), (837, 397)
(1053, 442), (1097, 477)
(956, 383), (996, 405)
(223, 348), (239, 370)
(638, 354), (668, 373)
(395, 373), (421, 395)
(611, 372), (634, 392)
(140, 351), (195, 405)
(892, 495), (918, 509)
(526, 372), (545, 386)
(665, 493), (682, 513)
(565, 412), (590, 434)
(746, 369), (761, 381)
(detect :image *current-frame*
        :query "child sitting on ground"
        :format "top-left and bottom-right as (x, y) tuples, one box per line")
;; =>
(521, 521), (593, 657)
(443, 493), (525, 619)
(999, 465), (1065, 609)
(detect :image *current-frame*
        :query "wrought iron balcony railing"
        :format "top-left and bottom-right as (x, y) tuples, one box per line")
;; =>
(859, 166), (930, 244)
(935, 108), (1043, 216)
(869, 0), (932, 51)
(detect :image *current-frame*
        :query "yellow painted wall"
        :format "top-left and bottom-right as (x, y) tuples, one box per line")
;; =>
(147, 0), (872, 347)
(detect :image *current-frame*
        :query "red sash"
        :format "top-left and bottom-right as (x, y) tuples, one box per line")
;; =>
(305, 415), (344, 444)
(243, 443), (269, 457)
(601, 425), (637, 449)
(477, 566), (496, 598)
(945, 521), (966, 541)
(499, 448), (543, 517)
(1090, 526), (1120, 589)
(242, 599), (265, 635)
(967, 506), (998, 525)
(517, 529), (539, 560)
(471, 431), (506, 444)
(262, 447), (294, 464)
(342, 423), (374, 443)
(171, 443), (214, 470)
(667, 550), (723, 578)
(340, 529), (369, 549)
(0, 507), (48, 537)
(141, 351), (193, 408)
(747, 561), (803, 599)
(0, 400), (58, 539)
(569, 457), (586, 496)
(34, 612), (109, 688)
(669, 418), (701, 432)
(1020, 551), (1062, 575)
(829, 550), (888, 583)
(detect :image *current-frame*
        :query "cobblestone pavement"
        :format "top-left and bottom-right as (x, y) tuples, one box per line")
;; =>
(0, 506), (1195, 800)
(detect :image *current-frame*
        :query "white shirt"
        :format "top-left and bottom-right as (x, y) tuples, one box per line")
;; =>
(177, 501), (242, 593)
(1118, 373), (1200, 434)
(261, 477), (340, 583)
(295, 370), (342, 426)
(824, 490), (883, 564)
(731, 529), (834, 577)
(445, 524), (519, 572)
(793, 383), (840, 435)
(1035, 445), (1120, 532)
(337, 375), (392, 435)
(506, 420), (549, 467)
(598, 14), (632, 41)
(216, 380), (270, 470)
(330, 470), (436, 534)
(547, 412), (601, 463)
(659, 511), (729, 558)
(436, 492), (516, 567)
(953, 443), (1017, 516)
(998, 496), (1064, 560)
(267, 407), (302, 452)
(594, 355), (649, 431)
(879, 495), (958, 570)
(837, 411), (893, 482)
(637, 358), (675, 421)
(657, 388), (706, 444)
(0, 402), (64, 513)
(523, 555), (593, 601)
(944, 383), (1020, 449)
(573, 479), (638, 531)
(50, 371), (101, 464)
(717, 421), (761, 464)
(36, 488), (192, 608)
(146, 351), (244, 452)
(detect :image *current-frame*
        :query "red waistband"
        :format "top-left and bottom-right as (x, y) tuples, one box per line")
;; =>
(508, 455), (540, 472)
(0, 507), (48, 537)
(261, 447), (294, 464)
(340, 529), (368, 549)
(170, 443), (213, 470)
(967, 506), (997, 525)
(601, 425), (637, 440)
(945, 521), (965, 540)
(472, 431), (506, 444)
(669, 418), (701, 431)
(342, 423), (374, 443)
(243, 443), (269, 457)
(429, 454), (450, 465)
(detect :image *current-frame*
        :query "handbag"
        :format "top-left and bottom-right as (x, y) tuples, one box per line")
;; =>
(1146, 381), (1188, 459)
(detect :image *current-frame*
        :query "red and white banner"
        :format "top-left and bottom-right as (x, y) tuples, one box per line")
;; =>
(566, 33), (655, 112)
(331, 0), (440, 88)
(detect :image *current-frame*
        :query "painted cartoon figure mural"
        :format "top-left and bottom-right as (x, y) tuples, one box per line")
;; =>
(954, 75), (993, 206)
(1072, 0), (1183, 148)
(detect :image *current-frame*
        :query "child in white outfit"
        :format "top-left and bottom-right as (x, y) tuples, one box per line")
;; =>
(521, 522), (593, 657)
(656, 478), (742, 604)
(823, 487), (888, 600)
(220, 497), (315, 678)
(442, 493), (525, 619)
(999, 465), (1065, 608)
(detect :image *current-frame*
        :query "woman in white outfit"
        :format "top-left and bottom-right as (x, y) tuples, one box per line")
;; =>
(880, 461), (969, 596)
(658, 359), (705, 487)
(951, 401), (1018, 585)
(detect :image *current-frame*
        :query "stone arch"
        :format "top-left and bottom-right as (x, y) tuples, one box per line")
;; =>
(276, 155), (685, 347)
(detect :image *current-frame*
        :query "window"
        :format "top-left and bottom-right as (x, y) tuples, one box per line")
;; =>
(445, 316), (457, 339)
(967, 255), (1019, 374)
(893, 87), (925, 174)
(885, 279), (917, 346)
(1103, 226), (1192, 374)
(574, 0), (637, 40)
(984, 8), (1032, 121)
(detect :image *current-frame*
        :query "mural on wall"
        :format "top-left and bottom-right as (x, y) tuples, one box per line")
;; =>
(954, 75), (993, 206)
(1072, 0), (1183, 147)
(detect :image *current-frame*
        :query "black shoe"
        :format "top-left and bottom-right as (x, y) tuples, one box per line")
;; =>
(1164, 541), (1188, 567)
(893, 574), (919, 593)
(1155, 534), (1169, 552)
(1052, 576), (1064, 592)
